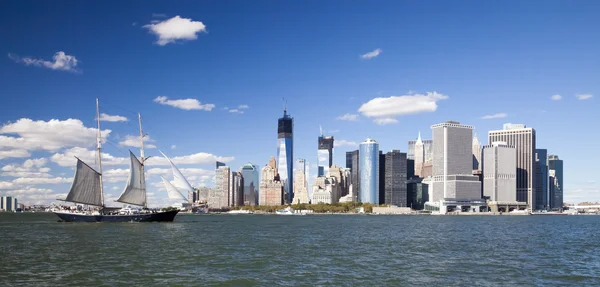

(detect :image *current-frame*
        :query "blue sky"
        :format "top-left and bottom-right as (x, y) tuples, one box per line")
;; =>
(0, 0), (598, 205)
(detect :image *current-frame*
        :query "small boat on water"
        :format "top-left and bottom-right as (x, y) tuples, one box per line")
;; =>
(275, 206), (294, 215)
(53, 99), (178, 223)
(228, 209), (253, 214)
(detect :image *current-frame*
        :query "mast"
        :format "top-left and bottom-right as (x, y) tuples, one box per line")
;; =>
(96, 98), (105, 207)
(138, 113), (147, 208)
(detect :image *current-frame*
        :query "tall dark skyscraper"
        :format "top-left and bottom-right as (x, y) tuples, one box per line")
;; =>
(317, 130), (334, 176)
(379, 151), (386, 205)
(347, 150), (360, 198)
(385, 150), (408, 206)
(277, 108), (293, 204)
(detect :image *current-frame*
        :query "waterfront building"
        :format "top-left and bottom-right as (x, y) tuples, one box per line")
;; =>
(0, 196), (17, 212)
(549, 155), (563, 209)
(407, 178), (428, 210)
(431, 121), (482, 203)
(535, 149), (549, 210)
(230, 172), (244, 207)
(195, 187), (211, 203)
(472, 133), (482, 171)
(328, 165), (345, 201)
(240, 163), (259, 205)
(317, 129), (334, 176)
(483, 142), (517, 202)
(209, 165), (230, 209)
(292, 161), (310, 204)
(311, 176), (341, 204)
(277, 108), (294, 204)
(259, 161), (284, 206)
(488, 123), (536, 209)
(346, 150), (360, 200)
(359, 138), (379, 204)
(384, 150), (408, 207)
(379, 151), (386, 204)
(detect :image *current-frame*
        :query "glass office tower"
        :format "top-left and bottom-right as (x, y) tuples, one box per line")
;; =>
(359, 138), (379, 204)
(277, 109), (294, 204)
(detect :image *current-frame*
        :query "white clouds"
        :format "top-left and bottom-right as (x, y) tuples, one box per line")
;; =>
(481, 113), (507, 120)
(171, 145), (176, 150)
(98, 113), (128, 122)
(358, 92), (448, 124)
(550, 94), (562, 101)
(576, 93), (593, 100)
(145, 152), (234, 166)
(0, 149), (31, 159)
(360, 48), (381, 60)
(238, 105), (249, 109)
(8, 51), (79, 72)
(12, 177), (71, 185)
(118, 135), (157, 149)
(0, 118), (111, 152)
(143, 15), (207, 46)
(373, 118), (399, 125)
(334, 140), (359, 148)
(50, 147), (127, 167)
(336, 113), (359, 121)
(229, 109), (243, 114)
(1, 158), (51, 178)
(154, 96), (215, 111)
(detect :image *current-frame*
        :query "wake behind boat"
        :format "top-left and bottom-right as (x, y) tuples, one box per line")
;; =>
(53, 99), (179, 222)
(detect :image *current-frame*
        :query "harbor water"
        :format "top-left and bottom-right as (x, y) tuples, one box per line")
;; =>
(1, 213), (599, 286)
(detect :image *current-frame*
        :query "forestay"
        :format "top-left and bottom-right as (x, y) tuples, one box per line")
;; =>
(116, 152), (146, 206)
(161, 176), (188, 202)
(64, 158), (103, 206)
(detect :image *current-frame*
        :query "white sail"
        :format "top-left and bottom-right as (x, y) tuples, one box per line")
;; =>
(63, 158), (103, 206)
(116, 151), (146, 206)
(160, 151), (195, 194)
(161, 176), (188, 202)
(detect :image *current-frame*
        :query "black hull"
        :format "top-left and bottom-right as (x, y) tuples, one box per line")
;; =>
(54, 210), (179, 222)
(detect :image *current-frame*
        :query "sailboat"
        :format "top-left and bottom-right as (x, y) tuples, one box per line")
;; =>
(159, 151), (194, 210)
(53, 99), (179, 222)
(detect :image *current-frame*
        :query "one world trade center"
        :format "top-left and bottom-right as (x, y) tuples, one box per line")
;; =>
(277, 108), (293, 204)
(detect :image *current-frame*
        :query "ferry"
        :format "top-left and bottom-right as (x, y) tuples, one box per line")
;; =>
(275, 207), (294, 215)
(228, 209), (253, 214)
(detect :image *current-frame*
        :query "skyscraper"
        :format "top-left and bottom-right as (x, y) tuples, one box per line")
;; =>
(483, 142), (517, 202)
(240, 163), (259, 206)
(277, 108), (293, 204)
(0, 196), (17, 212)
(346, 150), (360, 199)
(293, 159), (309, 204)
(535, 149), (549, 210)
(379, 151), (385, 204)
(384, 150), (408, 206)
(408, 137), (433, 162)
(431, 121), (481, 202)
(488, 123), (537, 209)
(472, 133), (482, 171)
(414, 132), (425, 177)
(260, 161), (284, 206)
(359, 138), (379, 204)
(317, 129), (334, 176)
(549, 154), (563, 209)
(210, 165), (230, 209)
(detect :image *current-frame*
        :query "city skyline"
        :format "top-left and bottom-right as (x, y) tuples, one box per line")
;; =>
(0, 1), (597, 206)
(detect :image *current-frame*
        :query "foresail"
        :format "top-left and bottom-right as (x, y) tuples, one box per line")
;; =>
(116, 152), (146, 206)
(160, 151), (195, 194)
(161, 176), (188, 203)
(64, 159), (103, 206)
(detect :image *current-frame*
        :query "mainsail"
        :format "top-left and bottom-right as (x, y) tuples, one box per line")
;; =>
(160, 151), (195, 194)
(63, 158), (103, 206)
(116, 151), (147, 206)
(161, 176), (188, 202)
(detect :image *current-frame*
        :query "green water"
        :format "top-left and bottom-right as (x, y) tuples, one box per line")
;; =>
(1, 213), (599, 286)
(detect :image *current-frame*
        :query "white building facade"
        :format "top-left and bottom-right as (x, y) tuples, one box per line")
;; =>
(483, 142), (517, 202)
